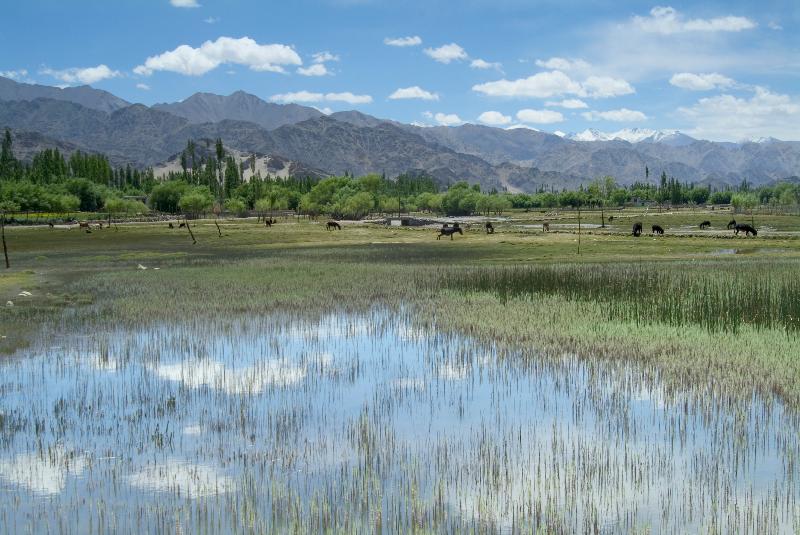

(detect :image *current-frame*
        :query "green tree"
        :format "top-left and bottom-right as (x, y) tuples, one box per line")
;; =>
(0, 129), (17, 180)
(224, 198), (248, 216)
(179, 187), (214, 217)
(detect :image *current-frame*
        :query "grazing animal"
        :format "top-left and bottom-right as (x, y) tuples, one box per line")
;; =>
(651, 224), (664, 235)
(168, 222), (174, 229)
(699, 220), (711, 229)
(179, 222), (186, 228)
(326, 221), (341, 231)
(608, 216), (614, 222)
(265, 218), (276, 227)
(632, 222), (643, 237)
(485, 222), (494, 234)
(78, 221), (90, 231)
(542, 222), (550, 232)
(727, 219), (736, 230)
(437, 226), (463, 240)
(734, 223), (757, 237)
(48, 222), (54, 229)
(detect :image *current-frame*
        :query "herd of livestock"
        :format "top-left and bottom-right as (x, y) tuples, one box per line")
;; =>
(49, 216), (760, 239)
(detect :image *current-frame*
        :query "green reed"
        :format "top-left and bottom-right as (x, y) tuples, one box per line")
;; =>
(442, 260), (800, 334)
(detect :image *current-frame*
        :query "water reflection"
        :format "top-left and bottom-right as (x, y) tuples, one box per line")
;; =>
(0, 313), (796, 533)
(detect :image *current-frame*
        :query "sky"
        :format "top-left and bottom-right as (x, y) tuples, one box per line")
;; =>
(1, 0), (799, 141)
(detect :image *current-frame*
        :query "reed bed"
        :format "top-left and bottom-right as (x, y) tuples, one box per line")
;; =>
(441, 260), (800, 334)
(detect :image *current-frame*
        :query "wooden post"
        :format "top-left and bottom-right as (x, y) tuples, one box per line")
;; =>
(185, 217), (197, 244)
(1, 211), (9, 269)
(577, 205), (581, 256)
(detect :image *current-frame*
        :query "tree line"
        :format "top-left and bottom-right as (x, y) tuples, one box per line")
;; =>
(1, 129), (798, 219)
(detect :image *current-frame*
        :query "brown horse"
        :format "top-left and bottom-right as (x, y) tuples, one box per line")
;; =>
(326, 221), (341, 230)
(437, 227), (463, 240)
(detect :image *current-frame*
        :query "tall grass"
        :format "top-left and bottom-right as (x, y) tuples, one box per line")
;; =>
(442, 260), (800, 334)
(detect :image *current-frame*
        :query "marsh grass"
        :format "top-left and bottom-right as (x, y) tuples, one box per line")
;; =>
(442, 260), (800, 334)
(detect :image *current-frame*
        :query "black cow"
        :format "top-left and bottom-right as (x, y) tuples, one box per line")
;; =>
(652, 224), (664, 235)
(326, 221), (341, 230)
(485, 222), (494, 234)
(699, 220), (711, 229)
(734, 223), (757, 237)
(632, 222), (643, 237)
(727, 219), (737, 230)
(437, 227), (463, 240)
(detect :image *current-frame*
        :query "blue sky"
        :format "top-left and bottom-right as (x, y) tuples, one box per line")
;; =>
(2, 0), (799, 140)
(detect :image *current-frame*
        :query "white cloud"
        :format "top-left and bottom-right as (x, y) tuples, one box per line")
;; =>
(669, 72), (734, 91)
(41, 64), (120, 85)
(204, 17), (219, 24)
(582, 75), (635, 98)
(134, 36), (301, 76)
(384, 36), (422, 47)
(582, 108), (648, 122)
(632, 6), (755, 34)
(136, 83), (151, 90)
(477, 111), (512, 126)
(388, 86), (438, 100)
(424, 43), (468, 64)
(767, 21), (782, 31)
(473, 70), (581, 98)
(297, 63), (330, 76)
(170, 0), (200, 7)
(473, 70), (633, 99)
(516, 109), (564, 124)
(270, 91), (372, 104)
(470, 59), (502, 70)
(678, 87), (800, 141)
(535, 57), (590, 72)
(312, 51), (339, 63)
(434, 112), (463, 126)
(422, 111), (433, 119)
(0, 69), (28, 80)
(546, 98), (588, 109)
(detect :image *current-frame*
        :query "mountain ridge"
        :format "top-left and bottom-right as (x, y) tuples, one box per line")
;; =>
(1, 77), (800, 190)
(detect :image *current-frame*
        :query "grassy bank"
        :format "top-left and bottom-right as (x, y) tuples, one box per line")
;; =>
(2, 214), (799, 406)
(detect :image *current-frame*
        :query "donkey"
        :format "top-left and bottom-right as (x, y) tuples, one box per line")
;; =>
(437, 226), (463, 240)
(699, 220), (711, 229)
(734, 223), (757, 237)
(652, 224), (664, 235)
(326, 221), (341, 230)
(632, 222), (643, 237)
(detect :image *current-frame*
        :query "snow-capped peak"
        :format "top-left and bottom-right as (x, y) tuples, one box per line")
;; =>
(741, 136), (780, 144)
(568, 128), (695, 145)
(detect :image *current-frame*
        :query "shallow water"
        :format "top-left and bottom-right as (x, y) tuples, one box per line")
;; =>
(0, 313), (797, 533)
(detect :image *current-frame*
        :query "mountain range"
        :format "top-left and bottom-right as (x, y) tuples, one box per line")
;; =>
(1, 75), (799, 192)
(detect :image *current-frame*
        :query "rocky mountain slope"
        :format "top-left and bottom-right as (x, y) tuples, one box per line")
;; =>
(153, 91), (323, 130)
(2, 77), (799, 190)
(0, 76), (129, 113)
